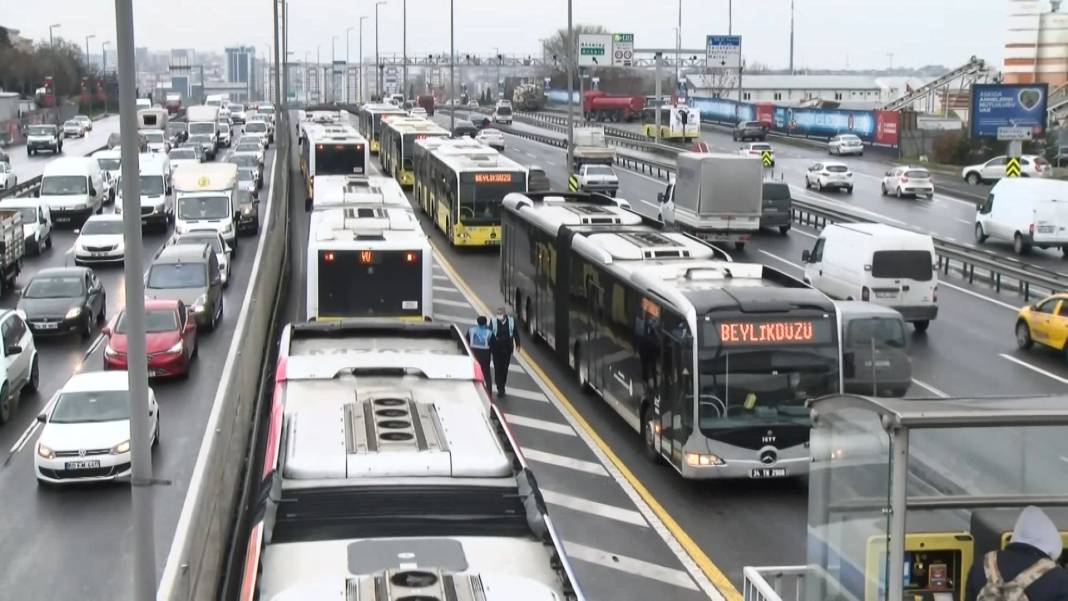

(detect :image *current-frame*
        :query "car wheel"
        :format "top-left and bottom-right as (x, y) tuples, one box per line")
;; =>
(734, 241), (746, 251)
(1013, 233), (1031, 255)
(26, 356), (39, 393)
(913, 320), (930, 333)
(846, 186), (854, 194)
(896, 186), (903, 198)
(81, 313), (93, 338)
(816, 180), (824, 191)
(966, 172), (982, 185)
(153, 416), (160, 447)
(45, 234), (52, 250)
(975, 223), (988, 243)
(98, 300), (106, 323)
(804, 177), (810, 189)
(0, 384), (10, 424)
(779, 225), (791, 235)
(880, 183), (887, 196)
(1015, 321), (1034, 350)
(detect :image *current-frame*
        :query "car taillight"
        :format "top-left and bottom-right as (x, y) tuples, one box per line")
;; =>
(933, 286), (938, 303)
(861, 286), (870, 301)
(901, 177), (909, 183)
(1029, 223), (1035, 235)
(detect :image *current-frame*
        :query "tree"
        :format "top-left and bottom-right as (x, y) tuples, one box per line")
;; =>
(541, 24), (609, 74)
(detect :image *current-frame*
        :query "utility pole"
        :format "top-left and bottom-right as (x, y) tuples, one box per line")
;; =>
(728, 0), (733, 35)
(346, 27), (354, 103)
(274, 0), (281, 106)
(450, 0), (455, 131)
(788, 0), (795, 74)
(113, 2), (155, 599)
(360, 16), (368, 103)
(676, 0), (681, 95)
(403, 0), (407, 98)
(283, 1), (289, 105)
(304, 51), (311, 103)
(85, 34), (96, 66)
(49, 23), (61, 48)
(376, 1), (387, 98)
(565, 0), (574, 172)
(316, 45), (321, 102)
(331, 36), (338, 103)
(102, 41), (111, 114)
(654, 52), (662, 144)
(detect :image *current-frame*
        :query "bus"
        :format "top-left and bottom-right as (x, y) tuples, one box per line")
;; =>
(640, 105), (701, 143)
(356, 103), (407, 154)
(500, 191), (842, 479)
(306, 175), (432, 321)
(298, 122), (369, 209)
(412, 136), (485, 216)
(238, 320), (584, 601)
(379, 116), (449, 188)
(413, 141), (527, 247)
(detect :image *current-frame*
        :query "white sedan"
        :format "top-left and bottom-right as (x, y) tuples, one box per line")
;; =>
(738, 142), (775, 166)
(827, 134), (864, 156)
(35, 371), (159, 485)
(476, 128), (505, 151)
(881, 166), (934, 199)
(73, 214), (126, 265)
(803, 161), (854, 193)
(62, 120), (87, 138)
(0, 162), (16, 191)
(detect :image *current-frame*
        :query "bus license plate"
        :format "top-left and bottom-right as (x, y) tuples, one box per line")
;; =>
(65, 460), (101, 470)
(750, 468), (786, 479)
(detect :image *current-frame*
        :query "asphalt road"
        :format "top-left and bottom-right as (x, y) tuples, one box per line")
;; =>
(0, 128), (274, 600)
(429, 115), (1068, 586)
(7, 115), (122, 182)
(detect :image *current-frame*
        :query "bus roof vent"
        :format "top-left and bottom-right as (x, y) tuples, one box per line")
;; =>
(563, 204), (625, 225)
(343, 394), (446, 456)
(615, 231), (689, 259)
(348, 570), (487, 601)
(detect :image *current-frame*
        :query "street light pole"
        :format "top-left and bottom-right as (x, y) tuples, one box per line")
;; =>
(331, 35), (338, 103)
(676, 0), (681, 95)
(402, 0), (407, 99)
(85, 34), (96, 67)
(273, 0), (280, 114)
(359, 17), (368, 103)
(112, 2), (155, 599)
(316, 45), (321, 103)
(375, 1), (387, 98)
(102, 41), (111, 73)
(449, 0), (455, 131)
(49, 23), (61, 48)
(346, 27), (354, 103)
(283, 1), (289, 104)
(304, 51), (311, 103)
(566, 0), (574, 172)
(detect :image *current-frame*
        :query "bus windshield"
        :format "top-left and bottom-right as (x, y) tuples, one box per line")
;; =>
(457, 172), (525, 225)
(315, 144), (365, 176)
(696, 316), (840, 431)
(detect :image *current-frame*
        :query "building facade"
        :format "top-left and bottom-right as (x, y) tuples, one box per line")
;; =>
(225, 46), (256, 100)
(1003, 0), (1068, 86)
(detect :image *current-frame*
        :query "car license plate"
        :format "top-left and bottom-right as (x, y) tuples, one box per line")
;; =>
(55, 216), (70, 223)
(750, 468), (786, 479)
(875, 291), (897, 299)
(92, 251), (107, 257)
(65, 460), (101, 470)
(34, 322), (58, 330)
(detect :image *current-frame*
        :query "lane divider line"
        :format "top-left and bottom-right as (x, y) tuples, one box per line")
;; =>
(431, 245), (734, 601)
(999, 353), (1068, 385)
(522, 448), (610, 477)
(541, 488), (648, 527)
(563, 541), (701, 592)
(503, 413), (576, 436)
(909, 378), (949, 398)
(757, 249), (802, 270)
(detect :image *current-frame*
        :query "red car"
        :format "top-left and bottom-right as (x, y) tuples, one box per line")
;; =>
(102, 299), (198, 378)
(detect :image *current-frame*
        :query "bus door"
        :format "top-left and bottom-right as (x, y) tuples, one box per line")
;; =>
(658, 315), (693, 467)
(534, 242), (553, 342)
(586, 278), (606, 391)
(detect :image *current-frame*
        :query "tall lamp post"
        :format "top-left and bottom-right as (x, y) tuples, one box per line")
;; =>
(85, 34), (96, 67)
(359, 16), (368, 103)
(565, 0), (574, 171)
(49, 23), (61, 48)
(375, 0), (387, 98)
(304, 51), (311, 103)
(331, 35), (338, 103)
(101, 41), (111, 114)
(402, 0), (407, 99)
(346, 27), (354, 103)
(449, 0), (455, 131)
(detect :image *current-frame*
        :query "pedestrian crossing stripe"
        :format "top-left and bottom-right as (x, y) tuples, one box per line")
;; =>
(760, 150), (773, 167)
(1006, 156), (1021, 177)
(568, 174), (579, 191)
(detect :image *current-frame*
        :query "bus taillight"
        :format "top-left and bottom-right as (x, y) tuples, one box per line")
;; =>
(404, 251), (417, 263)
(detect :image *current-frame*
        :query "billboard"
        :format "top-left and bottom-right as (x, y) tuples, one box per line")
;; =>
(970, 83), (1048, 138)
(578, 34), (612, 67)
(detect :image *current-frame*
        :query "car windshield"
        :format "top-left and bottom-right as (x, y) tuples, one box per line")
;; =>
(137, 175), (166, 196)
(245, 122), (267, 134)
(24, 275), (84, 298)
(40, 175), (87, 195)
(762, 183), (791, 201)
(168, 123), (187, 134)
(841, 135), (861, 143)
(586, 166), (615, 176)
(825, 165), (849, 173)
(496, 106), (512, 115)
(28, 126), (54, 136)
(147, 262), (206, 288)
(236, 142), (259, 152)
(218, 124), (230, 133)
(143, 131), (164, 143)
(175, 235), (223, 253)
(169, 149), (196, 160)
(178, 196), (230, 219)
(188, 122), (214, 135)
(847, 317), (906, 350)
(64, 121), (79, 127)
(49, 389), (129, 424)
(115, 308), (178, 333)
(97, 157), (121, 171)
(231, 155), (257, 168)
(238, 169), (254, 181)
(80, 219), (124, 235)
(189, 135), (210, 144)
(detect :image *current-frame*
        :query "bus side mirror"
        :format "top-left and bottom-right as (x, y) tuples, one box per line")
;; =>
(801, 250), (811, 263)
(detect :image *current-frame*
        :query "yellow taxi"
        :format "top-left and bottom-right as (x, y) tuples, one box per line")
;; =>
(1015, 293), (1068, 359)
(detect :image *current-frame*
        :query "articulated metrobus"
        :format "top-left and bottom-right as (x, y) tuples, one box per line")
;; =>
(379, 116), (450, 188)
(306, 175), (432, 321)
(298, 123), (369, 208)
(640, 105), (701, 142)
(412, 136), (485, 215)
(500, 192), (842, 479)
(413, 141), (528, 247)
(238, 320), (584, 601)
(356, 103), (407, 154)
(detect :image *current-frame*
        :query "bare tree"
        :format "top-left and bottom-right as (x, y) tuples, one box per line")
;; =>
(540, 24), (609, 73)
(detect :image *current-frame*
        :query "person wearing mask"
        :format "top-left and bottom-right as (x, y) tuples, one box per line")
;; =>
(489, 307), (520, 397)
(467, 316), (493, 392)
(965, 505), (1068, 601)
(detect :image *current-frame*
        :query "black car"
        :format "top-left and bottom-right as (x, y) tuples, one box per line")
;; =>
(451, 120), (478, 139)
(528, 166), (551, 192)
(733, 120), (767, 142)
(234, 189), (259, 235)
(17, 267), (106, 337)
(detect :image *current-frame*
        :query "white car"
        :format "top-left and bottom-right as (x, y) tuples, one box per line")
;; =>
(229, 105), (247, 124)
(0, 309), (39, 424)
(961, 154), (1052, 185)
(244, 120), (271, 146)
(1, 197), (52, 255)
(63, 120), (87, 138)
(168, 147), (202, 174)
(0, 162), (16, 191)
(74, 214), (126, 265)
(140, 129), (168, 154)
(804, 161), (854, 193)
(34, 370), (158, 485)
(237, 167), (259, 194)
(169, 229), (231, 286)
(232, 140), (265, 166)
(881, 166), (934, 199)
(73, 115), (93, 131)
(738, 142), (775, 166)
(828, 134), (864, 156)
(476, 128), (505, 151)
(409, 107), (428, 118)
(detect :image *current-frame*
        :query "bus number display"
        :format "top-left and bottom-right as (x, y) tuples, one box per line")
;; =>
(473, 173), (513, 184)
(712, 319), (830, 346)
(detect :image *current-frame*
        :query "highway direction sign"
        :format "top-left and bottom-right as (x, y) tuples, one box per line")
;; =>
(706, 35), (741, 69)
(997, 126), (1033, 141)
(578, 34), (612, 67)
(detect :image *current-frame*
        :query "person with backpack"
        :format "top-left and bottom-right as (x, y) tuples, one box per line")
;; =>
(489, 307), (520, 398)
(965, 506), (1068, 601)
(466, 316), (493, 393)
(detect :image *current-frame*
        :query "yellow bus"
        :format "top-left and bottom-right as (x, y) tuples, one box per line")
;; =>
(379, 117), (450, 188)
(639, 105), (701, 143)
(356, 103), (407, 154)
(413, 140), (528, 247)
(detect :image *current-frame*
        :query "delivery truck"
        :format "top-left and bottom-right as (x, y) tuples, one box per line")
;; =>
(656, 152), (763, 250)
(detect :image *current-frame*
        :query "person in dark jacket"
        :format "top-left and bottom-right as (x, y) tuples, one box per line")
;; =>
(965, 506), (1068, 601)
(489, 307), (519, 397)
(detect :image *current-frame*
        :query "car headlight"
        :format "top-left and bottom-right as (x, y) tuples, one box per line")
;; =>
(111, 440), (130, 455)
(37, 443), (54, 459)
(167, 340), (184, 354)
(222, 222), (233, 233)
(65, 306), (83, 320)
(242, 205), (254, 215)
(192, 295), (207, 312)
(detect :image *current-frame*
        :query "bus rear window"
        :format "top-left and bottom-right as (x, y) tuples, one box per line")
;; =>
(871, 250), (932, 281)
(315, 145), (365, 176)
(317, 250), (422, 317)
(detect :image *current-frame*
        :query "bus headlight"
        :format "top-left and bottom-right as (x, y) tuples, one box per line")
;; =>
(685, 452), (725, 467)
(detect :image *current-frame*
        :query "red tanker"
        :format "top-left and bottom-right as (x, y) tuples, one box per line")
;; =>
(582, 90), (645, 122)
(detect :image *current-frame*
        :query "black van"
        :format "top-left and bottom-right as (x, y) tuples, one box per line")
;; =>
(837, 301), (912, 397)
(761, 181), (792, 234)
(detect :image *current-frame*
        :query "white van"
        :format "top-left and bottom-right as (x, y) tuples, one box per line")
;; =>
(802, 223), (938, 332)
(975, 178), (1068, 255)
(173, 163), (239, 252)
(115, 153), (172, 229)
(0, 197), (52, 255)
(37, 157), (105, 225)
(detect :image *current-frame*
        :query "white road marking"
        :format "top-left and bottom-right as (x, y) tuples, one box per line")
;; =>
(758, 249), (803, 270)
(563, 541), (701, 591)
(525, 151), (538, 158)
(938, 281), (1019, 311)
(541, 489), (648, 527)
(433, 298), (471, 309)
(523, 448), (609, 476)
(503, 413), (576, 435)
(435, 313), (477, 325)
(9, 420), (41, 456)
(500, 387), (548, 402)
(432, 285), (458, 293)
(432, 273), (449, 281)
(910, 378), (949, 398)
(953, 218), (972, 226)
(791, 227), (818, 239)
(508, 363), (524, 373)
(82, 333), (106, 362)
(999, 353), (1068, 385)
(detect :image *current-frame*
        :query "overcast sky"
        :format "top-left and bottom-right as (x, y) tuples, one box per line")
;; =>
(14, 0), (1006, 70)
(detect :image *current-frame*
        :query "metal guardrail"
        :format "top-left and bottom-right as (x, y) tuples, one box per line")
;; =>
(742, 566), (805, 601)
(158, 115), (291, 601)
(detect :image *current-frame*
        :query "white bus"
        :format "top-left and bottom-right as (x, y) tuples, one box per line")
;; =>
(298, 122), (369, 209)
(238, 320), (584, 601)
(306, 175), (432, 321)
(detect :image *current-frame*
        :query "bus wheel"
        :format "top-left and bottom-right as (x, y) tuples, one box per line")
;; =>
(574, 343), (591, 393)
(641, 407), (661, 463)
(524, 298), (537, 341)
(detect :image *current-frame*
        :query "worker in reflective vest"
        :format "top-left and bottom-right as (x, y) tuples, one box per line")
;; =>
(467, 316), (493, 393)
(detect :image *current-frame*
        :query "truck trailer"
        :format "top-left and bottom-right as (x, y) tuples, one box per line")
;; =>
(582, 90), (645, 123)
(656, 152), (763, 250)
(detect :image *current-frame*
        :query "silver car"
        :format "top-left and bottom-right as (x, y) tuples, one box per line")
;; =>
(828, 134), (863, 156)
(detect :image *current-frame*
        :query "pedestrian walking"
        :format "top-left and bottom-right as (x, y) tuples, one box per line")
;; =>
(489, 306), (520, 398)
(965, 505), (1068, 601)
(466, 316), (493, 393)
